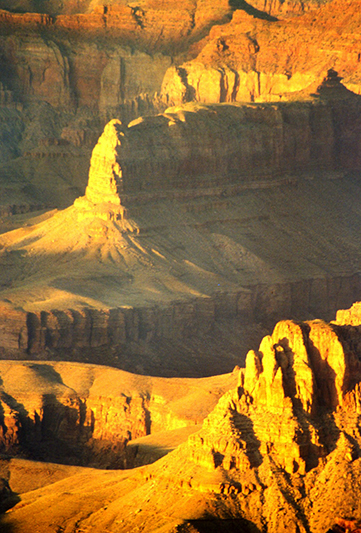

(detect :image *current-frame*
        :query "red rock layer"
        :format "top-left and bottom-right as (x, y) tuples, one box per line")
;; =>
(0, 0), (233, 53)
(161, 0), (361, 104)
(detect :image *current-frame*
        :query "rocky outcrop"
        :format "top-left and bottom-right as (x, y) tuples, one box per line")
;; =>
(0, 275), (360, 377)
(0, 0), (360, 214)
(3, 317), (361, 532)
(0, 1), (234, 54)
(84, 119), (124, 208)
(161, 2), (361, 105)
(2, 96), (361, 376)
(334, 301), (361, 326)
(129, 318), (361, 532)
(185, 319), (361, 478)
(120, 96), (361, 195)
(0, 361), (236, 468)
(0, 32), (171, 210)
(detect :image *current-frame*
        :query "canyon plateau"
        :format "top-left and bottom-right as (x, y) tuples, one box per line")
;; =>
(0, 0), (361, 531)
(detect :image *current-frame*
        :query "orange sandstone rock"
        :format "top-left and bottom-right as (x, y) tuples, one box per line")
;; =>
(161, 1), (361, 104)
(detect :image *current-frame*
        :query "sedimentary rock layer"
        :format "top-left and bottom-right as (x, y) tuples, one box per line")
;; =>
(0, 273), (360, 376)
(0, 0), (360, 214)
(2, 316), (361, 532)
(118, 96), (361, 195)
(162, 1), (361, 104)
(0, 0), (234, 53)
(0, 360), (236, 468)
(2, 95), (361, 375)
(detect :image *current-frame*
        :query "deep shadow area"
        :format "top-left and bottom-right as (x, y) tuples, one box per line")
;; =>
(232, 411), (263, 467)
(0, 475), (20, 532)
(0, 517), (16, 533)
(187, 518), (260, 532)
(229, 0), (278, 21)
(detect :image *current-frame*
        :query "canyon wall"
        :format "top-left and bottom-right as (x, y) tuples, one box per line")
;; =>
(119, 93), (361, 196)
(161, 2), (361, 105)
(2, 93), (361, 376)
(0, 0), (234, 53)
(0, 273), (360, 376)
(0, 32), (171, 113)
(0, 32), (171, 208)
(0, 0), (360, 211)
(2, 310), (361, 477)
(126, 316), (361, 532)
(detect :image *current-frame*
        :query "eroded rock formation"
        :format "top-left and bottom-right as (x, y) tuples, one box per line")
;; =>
(2, 88), (361, 375)
(114, 318), (361, 531)
(161, 1), (361, 105)
(2, 316), (361, 531)
(0, 0), (360, 212)
(0, 360), (236, 468)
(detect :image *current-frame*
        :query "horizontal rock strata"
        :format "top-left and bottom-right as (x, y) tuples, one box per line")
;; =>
(0, 273), (360, 376)
(162, 2), (361, 104)
(2, 96), (361, 375)
(118, 97), (361, 195)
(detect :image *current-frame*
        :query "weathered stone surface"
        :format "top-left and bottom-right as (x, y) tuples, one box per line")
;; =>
(0, 0), (234, 53)
(0, 360), (236, 468)
(1, 35), (73, 108)
(84, 119), (124, 207)
(335, 301), (361, 326)
(1, 0), (361, 215)
(161, 3), (361, 104)
(133, 317), (361, 531)
(2, 95), (361, 375)
(3, 315), (361, 532)
(117, 96), (361, 195)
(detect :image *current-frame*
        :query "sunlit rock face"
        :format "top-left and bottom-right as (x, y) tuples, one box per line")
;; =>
(0, 360), (236, 468)
(85, 119), (124, 206)
(186, 319), (361, 478)
(0, 0), (234, 53)
(161, 2), (361, 105)
(135, 317), (361, 532)
(6, 316), (360, 532)
(94, 77), (361, 199)
(2, 315), (361, 532)
(74, 118), (132, 224)
(2, 84), (361, 375)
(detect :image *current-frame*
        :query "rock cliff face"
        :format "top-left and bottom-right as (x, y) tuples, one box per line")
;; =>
(2, 93), (361, 375)
(0, 32), (171, 112)
(0, 360), (236, 468)
(120, 91), (361, 194)
(0, 8), (171, 210)
(2, 316), (361, 532)
(0, 0), (234, 53)
(184, 319), (361, 478)
(0, 0), (359, 212)
(125, 318), (361, 532)
(161, 1), (361, 105)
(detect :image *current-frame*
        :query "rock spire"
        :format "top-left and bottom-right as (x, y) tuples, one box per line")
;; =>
(74, 118), (131, 223)
(85, 119), (124, 207)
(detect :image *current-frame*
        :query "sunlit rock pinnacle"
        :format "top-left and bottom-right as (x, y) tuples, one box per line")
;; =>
(85, 119), (124, 206)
